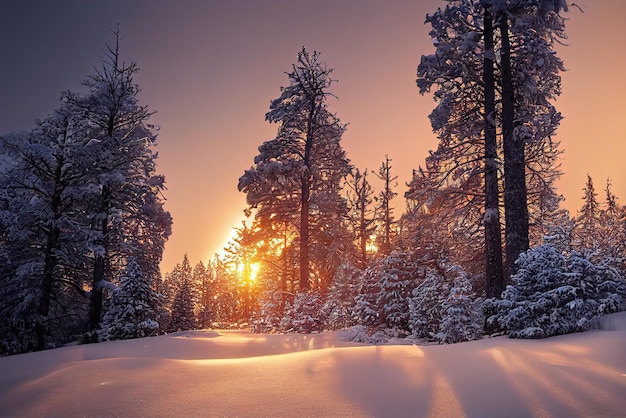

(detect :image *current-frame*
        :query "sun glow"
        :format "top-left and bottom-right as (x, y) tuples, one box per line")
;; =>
(249, 262), (260, 282)
(366, 239), (379, 254)
(237, 261), (261, 283)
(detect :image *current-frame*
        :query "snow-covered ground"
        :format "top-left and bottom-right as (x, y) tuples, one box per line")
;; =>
(1, 313), (625, 417)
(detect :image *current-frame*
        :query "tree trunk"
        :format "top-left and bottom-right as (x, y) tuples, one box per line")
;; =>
(300, 175), (311, 291)
(90, 184), (110, 330)
(359, 203), (367, 268)
(281, 226), (288, 312)
(36, 163), (64, 350)
(483, 9), (505, 298)
(299, 103), (315, 291)
(37, 224), (60, 350)
(500, 15), (529, 277)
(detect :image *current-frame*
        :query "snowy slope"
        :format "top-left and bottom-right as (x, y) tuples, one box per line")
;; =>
(1, 313), (625, 417)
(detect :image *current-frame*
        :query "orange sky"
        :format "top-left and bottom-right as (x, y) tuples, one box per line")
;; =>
(1, 1), (624, 274)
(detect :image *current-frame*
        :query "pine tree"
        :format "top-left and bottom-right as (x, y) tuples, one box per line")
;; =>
(417, 0), (567, 285)
(99, 259), (159, 340)
(485, 244), (624, 338)
(169, 276), (197, 332)
(0, 103), (93, 352)
(409, 267), (449, 340)
(497, 0), (567, 276)
(345, 168), (377, 268)
(374, 155), (398, 256)
(68, 29), (172, 331)
(435, 266), (483, 344)
(353, 263), (384, 327)
(0, 30), (170, 353)
(599, 179), (625, 265)
(575, 174), (601, 250)
(194, 261), (215, 329)
(239, 47), (349, 292)
(210, 256), (240, 324)
(283, 291), (324, 333)
(323, 262), (361, 330)
(375, 252), (417, 330)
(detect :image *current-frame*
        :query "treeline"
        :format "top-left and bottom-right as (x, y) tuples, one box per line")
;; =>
(209, 1), (625, 341)
(3, 2), (626, 356)
(0, 32), (172, 355)
(165, 20), (625, 341)
(163, 167), (624, 343)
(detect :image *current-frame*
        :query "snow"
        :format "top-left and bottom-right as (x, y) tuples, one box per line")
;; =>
(1, 312), (625, 417)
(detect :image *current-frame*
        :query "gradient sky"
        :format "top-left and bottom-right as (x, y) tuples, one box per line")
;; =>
(1, 1), (624, 274)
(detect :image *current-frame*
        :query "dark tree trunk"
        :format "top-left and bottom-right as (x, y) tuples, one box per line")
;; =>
(377, 155), (395, 256)
(90, 184), (110, 330)
(483, 9), (505, 298)
(299, 104), (315, 291)
(500, 16), (529, 277)
(36, 162), (64, 350)
(37, 224), (60, 350)
(299, 175), (311, 291)
(281, 227), (288, 312)
(359, 203), (367, 268)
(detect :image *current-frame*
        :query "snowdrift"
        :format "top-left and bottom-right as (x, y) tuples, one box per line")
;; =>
(1, 313), (625, 417)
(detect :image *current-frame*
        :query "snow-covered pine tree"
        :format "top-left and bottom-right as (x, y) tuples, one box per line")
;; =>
(283, 291), (324, 333)
(485, 244), (625, 338)
(352, 262), (383, 327)
(375, 252), (417, 331)
(497, 0), (568, 277)
(99, 259), (159, 340)
(252, 288), (286, 333)
(566, 250), (625, 324)
(598, 179), (625, 269)
(574, 175), (601, 250)
(194, 261), (215, 329)
(308, 150), (353, 293)
(374, 155), (398, 256)
(485, 244), (568, 338)
(409, 267), (450, 340)
(68, 29), (171, 331)
(435, 265), (483, 344)
(169, 274), (197, 332)
(0, 103), (94, 353)
(418, 1), (501, 288)
(239, 47), (349, 292)
(167, 254), (197, 332)
(345, 168), (376, 269)
(482, 5), (505, 298)
(352, 251), (420, 334)
(0, 30), (170, 353)
(210, 257), (240, 325)
(323, 262), (362, 330)
(417, 0), (567, 283)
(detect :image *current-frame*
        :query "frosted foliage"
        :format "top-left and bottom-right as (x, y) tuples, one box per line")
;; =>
(99, 259), (159, 341)
(409, 268), (448, 339)
(169, 277), (197, 332)
(486, 245), (626, 338)
(375, 254), (417, 330)
(323, 263), (361, 330)
(435, 267), (483, 344)
(353, 252), (417, 330)
(252, 289), (284, 333)
(283, 292), (324, 333)
(352, 267), (382, 327)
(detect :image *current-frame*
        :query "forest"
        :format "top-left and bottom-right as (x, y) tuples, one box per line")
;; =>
(1, 1), (625, 356)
